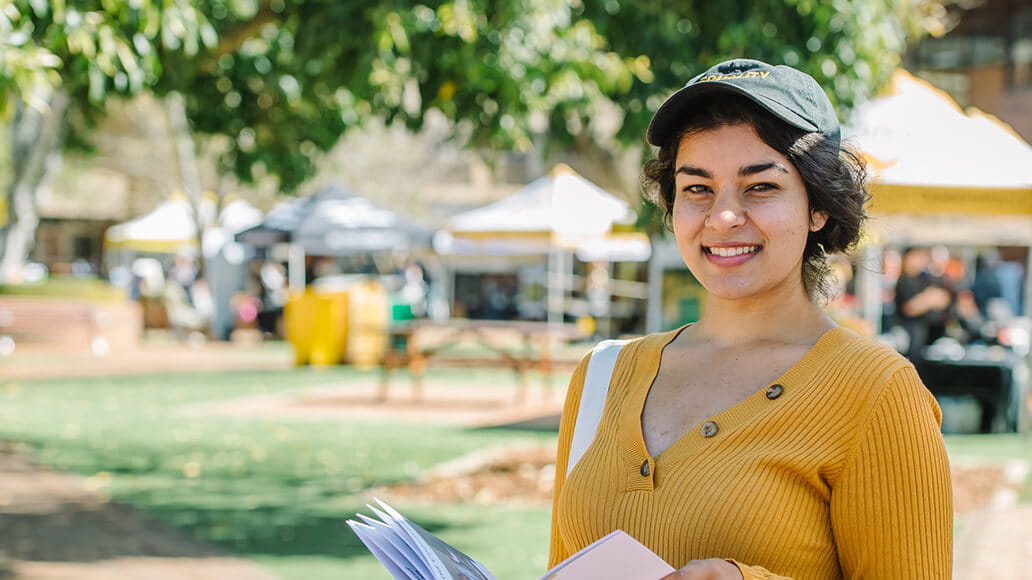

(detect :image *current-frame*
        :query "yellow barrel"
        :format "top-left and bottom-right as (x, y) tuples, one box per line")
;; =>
(309, 292), (349, 367)
(285, 278), (388, 368)
(344, 278), (388, 368)
(284, 290), (316, 366)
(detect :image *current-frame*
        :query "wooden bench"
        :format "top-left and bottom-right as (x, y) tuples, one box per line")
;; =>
(379, 319), (586, 402)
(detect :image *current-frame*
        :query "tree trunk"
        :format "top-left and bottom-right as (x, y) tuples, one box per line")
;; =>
(165, 91), (203, 212)
(0, 90), (69, 284)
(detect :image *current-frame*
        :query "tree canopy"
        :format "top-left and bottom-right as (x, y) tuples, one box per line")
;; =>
(162, 0), (949, 190)
(2, 0), (948, 193)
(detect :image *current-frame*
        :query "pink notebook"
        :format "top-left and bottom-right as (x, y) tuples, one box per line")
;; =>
(539, 530), (675, 579)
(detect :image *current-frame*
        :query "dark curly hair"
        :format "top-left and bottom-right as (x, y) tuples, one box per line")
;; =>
(641, 94), (869, 304)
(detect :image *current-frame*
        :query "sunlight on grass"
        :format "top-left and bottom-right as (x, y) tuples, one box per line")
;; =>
(0, 366), (558, 579)
(945, 433), (1032, 463)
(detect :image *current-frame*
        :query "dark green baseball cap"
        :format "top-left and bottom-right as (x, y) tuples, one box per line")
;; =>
(646, 58), (841, 147)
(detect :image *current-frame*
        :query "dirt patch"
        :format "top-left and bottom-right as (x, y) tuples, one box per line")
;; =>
(371, 444), (1022, 516)
(374, 445), (558, 506)
(952, 464), (1009, 514)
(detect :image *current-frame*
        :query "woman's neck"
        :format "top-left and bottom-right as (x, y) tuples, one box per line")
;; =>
(692, 292), (836, 347)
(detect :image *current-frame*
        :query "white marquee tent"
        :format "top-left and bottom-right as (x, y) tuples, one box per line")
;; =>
(436, 163), (647, 324)
(444, 163), (633, 238)
(104, 193), (199, 254)
(105, 193), (264, 255)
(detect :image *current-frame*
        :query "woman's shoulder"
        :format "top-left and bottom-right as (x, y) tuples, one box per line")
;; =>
(818, 327), (936, 408)
(822, 326), (913, 374)
(587, 326), (682, 358)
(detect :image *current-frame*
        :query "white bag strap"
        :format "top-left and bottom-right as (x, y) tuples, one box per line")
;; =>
(567, 339), (629, 476)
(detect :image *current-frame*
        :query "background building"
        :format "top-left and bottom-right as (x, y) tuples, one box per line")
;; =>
(907, 0), (1032, 140)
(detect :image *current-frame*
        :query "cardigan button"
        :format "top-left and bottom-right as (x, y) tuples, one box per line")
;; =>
(640, 459), (651, 476)
(701, 421), (719, 437)
(766, 384), (784, 400)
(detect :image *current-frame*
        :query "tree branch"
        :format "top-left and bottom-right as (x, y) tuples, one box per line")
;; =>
(201, 0), (282, 73)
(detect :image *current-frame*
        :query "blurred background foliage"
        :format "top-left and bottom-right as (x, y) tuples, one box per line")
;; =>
(2, 0), (952, 193)
(0, 0), (955, 276)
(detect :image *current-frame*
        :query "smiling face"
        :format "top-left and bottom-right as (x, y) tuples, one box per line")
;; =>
(672, 123), (828, 305)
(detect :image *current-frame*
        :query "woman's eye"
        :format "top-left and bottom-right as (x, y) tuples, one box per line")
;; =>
(681, 184), (711, 194)
(749, 182), (779, 193)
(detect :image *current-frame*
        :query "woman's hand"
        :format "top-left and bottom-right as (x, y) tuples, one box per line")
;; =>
(661, 558), (744, 579)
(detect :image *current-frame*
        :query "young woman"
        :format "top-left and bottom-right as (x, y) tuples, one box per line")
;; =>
(549, 59), (952, 579)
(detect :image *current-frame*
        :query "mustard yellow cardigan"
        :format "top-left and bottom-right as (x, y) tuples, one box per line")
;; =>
(549, 326), (952, 579)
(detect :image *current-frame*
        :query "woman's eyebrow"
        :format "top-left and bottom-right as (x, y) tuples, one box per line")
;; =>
(675, 165), (711, 178)
(740, 162), (790, 176)
(675, 162), (789, 178)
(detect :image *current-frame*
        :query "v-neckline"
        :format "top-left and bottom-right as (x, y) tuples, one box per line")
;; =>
(624, 325), (853, 465)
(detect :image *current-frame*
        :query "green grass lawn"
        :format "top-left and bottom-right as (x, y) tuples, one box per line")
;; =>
(0, 366), (556, 579)
(0, 275), (127, 300)
(2, 365), (1030, 580)
(946, 432), (1032, 503)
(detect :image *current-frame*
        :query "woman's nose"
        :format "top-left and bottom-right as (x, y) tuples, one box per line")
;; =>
(706, 207), (746, 230)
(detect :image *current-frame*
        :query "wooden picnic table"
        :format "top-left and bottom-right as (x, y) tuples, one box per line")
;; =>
(379, 319), (587, 402)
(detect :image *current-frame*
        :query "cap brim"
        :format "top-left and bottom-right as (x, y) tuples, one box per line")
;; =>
(646, 82), (819, 147)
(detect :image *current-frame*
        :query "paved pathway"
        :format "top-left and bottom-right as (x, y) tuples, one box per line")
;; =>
(955, 504), (1032, 580)
(953, 459), (1032, 580)
(0, 337), (292, 381)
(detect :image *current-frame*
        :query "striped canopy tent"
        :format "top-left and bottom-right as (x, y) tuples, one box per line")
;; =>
(234, 195), (313, 248)
(847, 69), (1032, 246)
(236, 184), (431, 254)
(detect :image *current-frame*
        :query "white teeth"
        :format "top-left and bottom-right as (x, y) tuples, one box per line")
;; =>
(708, 246), (758, 257)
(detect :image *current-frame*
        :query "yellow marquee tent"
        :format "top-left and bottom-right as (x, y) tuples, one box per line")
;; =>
(848, 70), (1032, 245)
(846, 71), (1032, 334)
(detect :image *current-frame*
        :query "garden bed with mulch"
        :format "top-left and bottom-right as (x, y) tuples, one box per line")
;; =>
(375, 443), (1021, 515)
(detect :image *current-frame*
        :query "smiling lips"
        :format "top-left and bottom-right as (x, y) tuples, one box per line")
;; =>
(706, 245), (760, 257)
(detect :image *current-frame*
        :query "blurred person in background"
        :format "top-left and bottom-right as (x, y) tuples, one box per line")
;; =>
(894, 246), (954, 359)
(549, 59), (951, 580)
(169, 252), (199, 305)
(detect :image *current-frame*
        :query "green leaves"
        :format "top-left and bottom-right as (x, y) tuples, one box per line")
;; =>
(2, 0), (216, 109)
(0, 2), (61, 114)
(1, 0), (949, 193)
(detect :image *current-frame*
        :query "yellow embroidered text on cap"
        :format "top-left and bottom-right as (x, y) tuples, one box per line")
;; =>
(699, 71), (771, 82)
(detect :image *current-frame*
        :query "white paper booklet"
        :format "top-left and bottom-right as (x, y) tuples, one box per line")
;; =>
(347, 499), (675, 580)
(537, 529), (674, 579)
(347, 499), (497, 580)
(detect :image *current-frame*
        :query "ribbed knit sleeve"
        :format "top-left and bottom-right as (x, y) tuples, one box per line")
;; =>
(829, 365), (953, 578)
(729, 561), (793, 580)
(548, 354), (590, 568)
